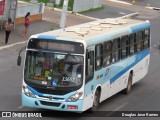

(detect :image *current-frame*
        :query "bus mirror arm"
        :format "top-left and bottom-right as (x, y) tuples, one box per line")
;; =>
(17, 56), (21, 66)
(17, 46), (26, 66)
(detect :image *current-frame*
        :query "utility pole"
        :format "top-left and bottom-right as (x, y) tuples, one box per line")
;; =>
(8, 0), (18, 28)
(60, 0), (69, 28)
(13, 0), (18, 28)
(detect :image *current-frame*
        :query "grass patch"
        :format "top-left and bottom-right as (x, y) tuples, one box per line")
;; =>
(38, 0), (50, 4)
(50, 26), (55, 30)
(20, 0), (31, 2)
(54, 0), (74, 11)
(20, 0), (50, 5)
(78, 6), (104, 14)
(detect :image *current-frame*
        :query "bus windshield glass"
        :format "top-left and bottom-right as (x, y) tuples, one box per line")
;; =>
(24, 51), (84, 89)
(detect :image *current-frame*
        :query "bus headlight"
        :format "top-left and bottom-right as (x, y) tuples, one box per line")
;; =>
(23, 86), (36, 98)
(66, 92), (83, 102)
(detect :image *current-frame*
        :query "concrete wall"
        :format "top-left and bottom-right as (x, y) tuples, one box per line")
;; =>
(16, 2), (44, 18)
(73, 0), (102, 12)
(1, 0), (17, 21)
(15, 2), (44, 25)
(0, 1), (44, 25)
(93, 0), (103, 8)
(15, 14), (42, 25)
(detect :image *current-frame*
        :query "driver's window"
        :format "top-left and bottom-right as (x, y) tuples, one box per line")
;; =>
(34, 60), (44, 76)
(85, 50), (94, 83)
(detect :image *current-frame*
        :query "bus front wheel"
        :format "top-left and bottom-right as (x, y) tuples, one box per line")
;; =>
(90, 90), (100, 111)
(123, 73), (133, 94)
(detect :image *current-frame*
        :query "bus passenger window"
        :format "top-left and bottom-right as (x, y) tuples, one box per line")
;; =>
(140, 41), (144, 50)
(144, 29), (150, 49)
(112, 51), (119, 63)
(121, 36), (129, 59)
(103, 41), (112, 67)
(112, 38), (120, 63)
(95, 44), (103, 70)
(129, 34), (135, 56)
(136, 31), (143, 52)
(103, 54), (111, 66)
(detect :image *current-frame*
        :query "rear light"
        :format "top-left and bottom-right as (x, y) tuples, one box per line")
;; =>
(67, 105), (78, 109)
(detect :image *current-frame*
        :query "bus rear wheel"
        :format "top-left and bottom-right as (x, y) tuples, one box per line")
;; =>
(123, 73), (132, 94)
(90, 90), (100, 111)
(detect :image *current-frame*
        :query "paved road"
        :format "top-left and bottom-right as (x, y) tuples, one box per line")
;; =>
(120, 0), (160, 8)
(82, 4), (133, 19)
(0, 1), (160, 120)
(110, 0), (160, 19)
(83, 0), (160, 20)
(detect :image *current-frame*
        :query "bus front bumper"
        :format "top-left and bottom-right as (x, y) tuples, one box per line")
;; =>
(22, 93), (83, 112)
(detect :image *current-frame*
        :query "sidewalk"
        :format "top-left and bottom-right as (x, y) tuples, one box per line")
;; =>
(0, 20), (59, 47)
(0, 8), (93, 48)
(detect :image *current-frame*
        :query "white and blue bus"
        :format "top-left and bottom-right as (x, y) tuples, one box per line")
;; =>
(19, 18), (150, 112)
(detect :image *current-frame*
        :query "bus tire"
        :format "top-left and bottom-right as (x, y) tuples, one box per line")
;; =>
(123, 73), (133, 94)
(90, 90), (100, 112)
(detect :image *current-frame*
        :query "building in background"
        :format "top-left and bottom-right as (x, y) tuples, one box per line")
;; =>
(15, 1), (44, 25)
(0, 0), (44, 28)
(0, 0), (5, 16)
(0, 0), (17, 29)
(73, 0), (102, 12)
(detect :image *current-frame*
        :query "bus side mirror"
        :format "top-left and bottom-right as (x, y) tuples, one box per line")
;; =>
(17, 46), (26, 66)
(17, 56), (21, 66)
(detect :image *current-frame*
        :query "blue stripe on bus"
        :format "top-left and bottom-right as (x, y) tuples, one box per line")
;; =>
(131, 22), (150, 33)
(110, 49), (150, 84)
(37, 35), (57, 40)
(27, 86), (43, 96)
(85, 49), (150, 96)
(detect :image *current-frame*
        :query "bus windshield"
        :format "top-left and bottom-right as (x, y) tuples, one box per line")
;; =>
(24, 51), (84, 89)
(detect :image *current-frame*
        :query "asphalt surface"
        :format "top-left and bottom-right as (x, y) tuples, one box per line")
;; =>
(82, 4), (133, 19)
(0, 1), (160, 120)
(120, 0), (160, 8)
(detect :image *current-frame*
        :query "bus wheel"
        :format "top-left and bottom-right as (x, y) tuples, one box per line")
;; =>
(91, 90), (100, 111)
(123, 73), (132, 94)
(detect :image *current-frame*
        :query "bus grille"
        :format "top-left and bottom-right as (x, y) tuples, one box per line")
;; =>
(38, 95), (65, 100)
(32, 87), (70, 95)
(40, 101), (61, 107)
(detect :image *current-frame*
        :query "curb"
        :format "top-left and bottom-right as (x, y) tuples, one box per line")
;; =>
(146, 7), (160, 11)
(0, 41), (27, 51)
(107, 0), (133, 5)
(119, 12), (139, 19)
(45, 6), (99, 20)
(73, 13), (100, 20)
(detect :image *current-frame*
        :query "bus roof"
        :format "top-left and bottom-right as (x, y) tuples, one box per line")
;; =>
(35, 18), (150, 42)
